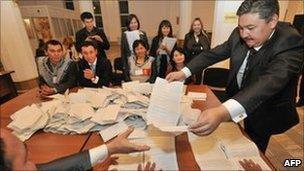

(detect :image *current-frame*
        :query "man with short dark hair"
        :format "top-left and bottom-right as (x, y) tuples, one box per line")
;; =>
(75, 12), (110, 59)
(167, 0), (303, 153)
(77, 41), (112, 87)
(37, 40), (77, 95)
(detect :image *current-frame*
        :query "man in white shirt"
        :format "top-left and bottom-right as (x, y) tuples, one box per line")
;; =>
(0, 127), (151, 171)
(166, 0), (303, 153)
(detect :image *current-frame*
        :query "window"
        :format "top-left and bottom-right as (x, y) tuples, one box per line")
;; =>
(118, 0), (129, 31)
(92, 0), (103, 29)
(65, 0), (74, 10)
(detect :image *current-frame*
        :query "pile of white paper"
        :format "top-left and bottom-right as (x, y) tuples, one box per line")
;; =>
(7, 104), (49, 141)
(147, 78), (187, 132)
(188, 123), (271, 170)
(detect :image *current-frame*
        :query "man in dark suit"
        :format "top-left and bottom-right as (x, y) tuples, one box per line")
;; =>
(77, 41), (112, 87)
(75, 12), (110, 59)
(0, 128), (150, 171)
(166, 0), (303, 153)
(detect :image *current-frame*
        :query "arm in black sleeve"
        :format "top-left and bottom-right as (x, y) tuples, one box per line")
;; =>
(98, 59), (112, 87)
(233, 46), (304, 114)
(149, 37), (158, 57)
(147, 59), (158, 83)
(97, 29), (110, 50)
(141, 31), (149, 51)
(36, 150), (92, 171)
(54, 62), (77, 93)
(75, 31), (83, 53)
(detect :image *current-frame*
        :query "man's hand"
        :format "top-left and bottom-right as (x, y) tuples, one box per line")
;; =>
(188, 105), (231, 136)
(137, 162), (157, 171)
(106, 127), (150, 155)
(165, 71), (186, 82)
(83, 69), (95, 80)
(39, 85), (55, 96)
(239, 159), (262, 171)
(91, 35), (103, 42)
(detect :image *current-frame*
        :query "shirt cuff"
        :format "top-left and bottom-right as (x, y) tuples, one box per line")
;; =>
(222, 99), (247, 123)
(89, 144), (108, 166)
(181, 67), (192, 78)
(91, 76), (99, 84)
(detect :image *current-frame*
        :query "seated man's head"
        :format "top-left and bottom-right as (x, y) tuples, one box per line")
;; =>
(132, 39), (148, 60)
(236, 0), (279, 48)
(45, 40), (64, 64)
(0, 129), (36, 171)
(81, 12), (94, 31)
(81, 41), (98, 64)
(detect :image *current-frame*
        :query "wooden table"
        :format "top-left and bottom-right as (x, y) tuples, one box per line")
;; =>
(82, 85), (275, 170)
(0, 85), (275, 170)
(0, 71), (17, 104)
(0, 87), (90, 164)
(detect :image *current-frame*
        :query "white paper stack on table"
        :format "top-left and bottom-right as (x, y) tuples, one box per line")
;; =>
(147, 77), (187, 132)
(188, 123), (271, 170)
(7, 104), (49, 141)
(109, 135), (178, 170)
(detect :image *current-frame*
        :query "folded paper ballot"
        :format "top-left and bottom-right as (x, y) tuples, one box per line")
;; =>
(147, 77), (184, 131)
(91, 104), (120, 125)
(187, 92), (207, 100)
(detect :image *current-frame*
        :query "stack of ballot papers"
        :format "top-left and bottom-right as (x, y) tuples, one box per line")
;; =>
(7, 104), (49, 141)
(109, 135), (178, 170)
(186, 91), (207, 101)
(147, 78), (188, 132)
(188, 123), (271, 170)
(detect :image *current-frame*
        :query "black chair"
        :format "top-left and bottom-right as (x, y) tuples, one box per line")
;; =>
(202, 67), (230, 102)
(112, 57), (124, 85)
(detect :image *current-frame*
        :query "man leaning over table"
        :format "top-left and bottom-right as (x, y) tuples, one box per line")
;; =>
(37, 40), (77, 96)
(166, 0), (303, 153)
(0, 128), (156, 171)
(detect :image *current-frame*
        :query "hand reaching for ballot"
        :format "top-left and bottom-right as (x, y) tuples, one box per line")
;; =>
(106, 127), (150, 155)
(239, 159), (262, 171)
(165, 71), (186, 82)
(137, 161), (158, 171)
(188, 105), (231, 136)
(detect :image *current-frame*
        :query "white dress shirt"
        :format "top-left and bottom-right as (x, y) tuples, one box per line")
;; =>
(89, 144), (108, 166)
(181, 30), (275, 123)
(88, 58), (99, 84)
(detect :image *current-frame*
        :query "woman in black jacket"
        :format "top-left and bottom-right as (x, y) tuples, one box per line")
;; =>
(183, 17), (210, 84)
(149, 20), (177, 78)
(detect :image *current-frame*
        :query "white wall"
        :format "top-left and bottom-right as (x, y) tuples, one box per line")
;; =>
(191, 1), (215, 32)
(129, 1), (180, 38)
(18, 0), (65, 8)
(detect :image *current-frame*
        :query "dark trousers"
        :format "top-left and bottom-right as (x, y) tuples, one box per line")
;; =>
(244, 121), (271, 154)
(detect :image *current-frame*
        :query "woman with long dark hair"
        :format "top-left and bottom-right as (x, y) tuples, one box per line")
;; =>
(149, 20), (177, 78)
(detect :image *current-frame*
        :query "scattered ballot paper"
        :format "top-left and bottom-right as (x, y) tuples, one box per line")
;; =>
(147, 77), (185, 132)
(91, 104), (121, 125)
(187, 92), (207, 100)
(99, 122), (129, 142)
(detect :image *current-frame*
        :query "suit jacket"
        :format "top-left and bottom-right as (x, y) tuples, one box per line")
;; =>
(77, 57), (112, 87)
(38, 59), (77, 93)
(183, 32), (210, 63)
(36, 150), (91, 171)
(187, 22), (304, 137)
(75, 27), (110, 58)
